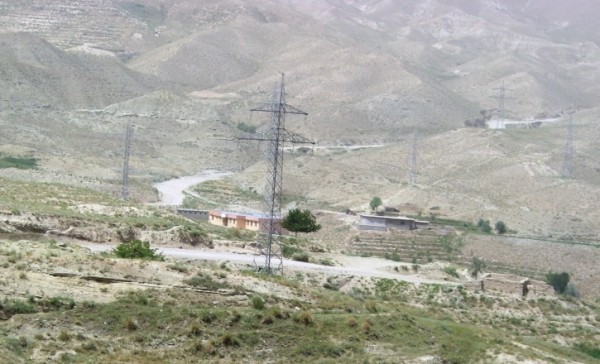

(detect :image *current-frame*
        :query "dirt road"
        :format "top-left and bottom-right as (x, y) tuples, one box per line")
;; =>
(152, 169), (232, 205)
(81, 242), (454, 285)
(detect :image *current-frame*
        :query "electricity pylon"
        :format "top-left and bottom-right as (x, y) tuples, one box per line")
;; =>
(238, 73), (314, 274)
(121, 122), (134, 200)
(561, 111), (574, 178)
(409, 131), (418, 185)
(492, 81), (512, 129)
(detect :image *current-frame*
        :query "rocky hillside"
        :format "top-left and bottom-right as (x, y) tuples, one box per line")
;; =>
(1, 0), (600, 238)
(1, 0), (599, 138)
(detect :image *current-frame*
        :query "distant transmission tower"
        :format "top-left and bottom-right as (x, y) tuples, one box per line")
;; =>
(409, 131), (418, 185)
(492, 81), (511, 129)
(238, 73), (315, 274)
(561, 111), (574, 178)
(121, 122), (134, 200)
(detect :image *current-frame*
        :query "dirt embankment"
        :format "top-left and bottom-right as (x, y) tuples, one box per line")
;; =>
(0, 210), (209, 248)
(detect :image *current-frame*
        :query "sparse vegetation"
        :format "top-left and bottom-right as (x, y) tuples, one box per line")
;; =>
(113, 240), (164, 261)
(0, 156), (38, 169)
(291, 251), (310, 262)
(237, 122), (257, 134)
(469, 257), (486, 277)
(183, 273), (224, 290)
(443, 266), (459, 278)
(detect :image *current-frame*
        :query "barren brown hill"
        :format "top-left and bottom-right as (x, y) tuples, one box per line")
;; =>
(0, 0), (600, 242)
(0, 32), (161, 110)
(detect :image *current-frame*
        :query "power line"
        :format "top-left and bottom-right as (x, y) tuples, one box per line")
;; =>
(238, 73), (314, 274)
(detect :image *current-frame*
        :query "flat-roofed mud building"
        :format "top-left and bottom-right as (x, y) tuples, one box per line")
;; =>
(358, 214), (429, 231)
(208, 209), (281, 232)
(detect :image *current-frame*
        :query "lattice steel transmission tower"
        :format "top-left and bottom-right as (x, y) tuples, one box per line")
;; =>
(492, 81), (510, 129)
(409, 131), (418, 185)
(561, 111), (574, 178)
(238, 73), (314, 274)
(121, 122), (134, 200)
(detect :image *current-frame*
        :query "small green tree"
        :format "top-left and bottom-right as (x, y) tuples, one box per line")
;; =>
(113, 239), (164, 261)
(477, 219), (492, 233)
(369, 196), (383, 211)
(495, 221), (507, 234)
(282, 209), (321, 236)
(545, 272), (570, 294)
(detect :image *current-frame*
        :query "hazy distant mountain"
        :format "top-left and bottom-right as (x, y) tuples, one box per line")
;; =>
(1, 0), (599, 138)
(0, 32), (159, 110)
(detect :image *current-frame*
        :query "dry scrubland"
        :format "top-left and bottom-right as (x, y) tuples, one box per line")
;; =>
(0, 174), (598, 362)
(0, 238), (599, 363)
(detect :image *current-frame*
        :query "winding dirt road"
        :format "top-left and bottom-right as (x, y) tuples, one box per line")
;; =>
(152, 169), (232, 206)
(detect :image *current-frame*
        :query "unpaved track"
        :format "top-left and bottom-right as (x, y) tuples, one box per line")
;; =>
(81, 243), (454, 285)
(152, 169), (232, 206)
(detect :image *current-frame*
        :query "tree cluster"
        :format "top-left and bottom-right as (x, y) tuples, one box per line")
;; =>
(464, 109), (492, 128)
(477, 219), (507, 234)
(282, 208), (321, 235)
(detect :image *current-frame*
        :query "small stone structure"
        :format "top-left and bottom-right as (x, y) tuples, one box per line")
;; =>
(358, 214), (429, 231)
(466, 273), (555, 298)
(208, 209), (281, 232)
(176, 208), (209, 221)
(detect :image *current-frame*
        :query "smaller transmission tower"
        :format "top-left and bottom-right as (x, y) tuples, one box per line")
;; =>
(121, 122), (134, 200)
(238, 73), (314, 274)
(561, 111), (574, 178)
(492, 81), (511, 129)
(409, 131), (418, 185)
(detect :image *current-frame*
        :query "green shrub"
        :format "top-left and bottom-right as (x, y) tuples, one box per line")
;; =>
(564, 283), (580, 298)
(545, 272), (570, 294)
(297, 311), (314, 325)
(113, 240), (164, 261)
(250, 295), (265, 310)
(291, 251), (310, 262)
(183, 274), (223, 290)
(575, 343), (600, 359)
(282, 244), (303, 258)
(443, 266), (459, 278)
(58, 331), (71, 341)
(0, 299), (38, 317)
(188, 322), (202, 337)
(168, 263), (189, 273)
(477, 219), (492, 233)
(365, 300), (378, 313)
(384, 251), (401, 262)
(220, 332), (240, 347)
(237, 122), (257, 134)
(495, 221), (507, 234)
